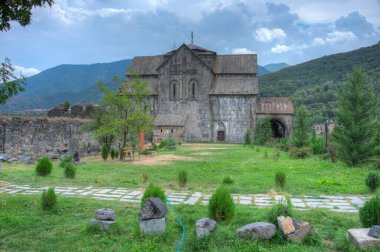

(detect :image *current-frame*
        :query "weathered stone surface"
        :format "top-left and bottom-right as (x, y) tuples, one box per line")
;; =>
(368, 225), (380, 238)
(140, 197), (167, 220)
(19, 156), (34, 164)
(196, 218), (217, 239)
(277, 216), (295, 235)
(7, 157), (17, 162)
(88, 219), (115, 231)
(95, 208), (115, 221)
(0, 116), (99, 161)
(237, 222), (276, 240)
(73, 151), (80, 163)
(348, 228), (380, 249)
(139, 217), (166, 235)
(287, 219), (312, 243)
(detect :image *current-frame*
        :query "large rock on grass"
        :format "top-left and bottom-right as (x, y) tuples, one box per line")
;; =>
(348, 228), (380, 250)
(287, 219), (312, 243)
(237, 222), (276, 240)
(368, 226), (380, 239)
(139, 197), (167, 235)
(95, 208), (115, 221)
(196, 218), (217, 239)
(277, 216), (295, 235)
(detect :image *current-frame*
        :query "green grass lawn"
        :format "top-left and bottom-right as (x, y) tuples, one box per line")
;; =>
(0, 194), (371, 252)
(1, 143), (379, 195)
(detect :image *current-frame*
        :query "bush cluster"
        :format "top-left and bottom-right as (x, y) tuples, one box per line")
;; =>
(141, 183), (166, 206)
(64, 162), (76, 179)
(110, 148), (116, 159)
(289, 146), (310, 159)
(36, 156), (53, 176)
(310, 137), (326, 155)
(159, 135), (176, 149)
(42, 187), (57, 210)
(365, 173), (379, 193)
(178, 170), (188, 187)
(142, 172), (149, 183)
(208, 186), (235, 221)
(359, 195), (380, 227)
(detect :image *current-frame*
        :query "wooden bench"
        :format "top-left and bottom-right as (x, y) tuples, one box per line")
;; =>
(122, 147), (140, 161)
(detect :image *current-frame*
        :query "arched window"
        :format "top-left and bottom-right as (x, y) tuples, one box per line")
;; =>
(170, 80), (179, 100)
(188, 80), (197, 100)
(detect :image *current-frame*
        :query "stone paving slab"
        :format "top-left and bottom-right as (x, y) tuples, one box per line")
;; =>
(0, 181), (368, 213)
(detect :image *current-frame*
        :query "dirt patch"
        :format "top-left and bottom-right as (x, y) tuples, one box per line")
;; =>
(183, 143), (234, 151)
(133, 154), (197, 166)
(195, 152), (220, 156)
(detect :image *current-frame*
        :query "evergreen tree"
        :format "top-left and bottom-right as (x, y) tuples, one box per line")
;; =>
(332, 67), (378, 166)
(293, 105), (310, 147)
(255, 116), (272, 145)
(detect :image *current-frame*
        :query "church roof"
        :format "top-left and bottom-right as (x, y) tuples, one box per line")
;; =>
(211, 76), (258, 95)
(153, 114), (186, 126)
(126, 56), (164, 76)
(214, 55), (257, 74)
(256, 98), (294, 115)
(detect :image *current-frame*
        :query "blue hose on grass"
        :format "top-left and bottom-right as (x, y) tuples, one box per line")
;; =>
(165, 194), (186, 252)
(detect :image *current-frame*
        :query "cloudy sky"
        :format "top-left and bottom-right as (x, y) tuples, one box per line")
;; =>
(1, 0), (379, 76)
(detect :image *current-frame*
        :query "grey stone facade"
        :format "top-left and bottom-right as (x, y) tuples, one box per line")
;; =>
(127, 44), (293, 143)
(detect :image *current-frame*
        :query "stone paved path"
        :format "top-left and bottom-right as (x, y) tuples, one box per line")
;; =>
(0, 181), (367, 213)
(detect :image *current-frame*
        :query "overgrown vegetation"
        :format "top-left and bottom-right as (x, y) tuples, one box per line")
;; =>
(141, 172), (149, 184)
(359, 195), (380, 227)
(267, 199), (293, 224)
(275, 171), (286, 189)
(141, 183), (166, 206)
(58, 154), (73, 168)
(110, 148), (116, 160)
(159, 134), (177, 150)
(35, 156), (53, 176)
(255, 116), (272, 145)
(222, 176), (234, 185)
(41, 187), (57, 210)
(208, 186), (235, 221)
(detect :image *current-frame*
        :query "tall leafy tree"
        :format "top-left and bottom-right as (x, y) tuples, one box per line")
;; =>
(89, 75), (153, 158)
(293, 105), (310, 147)
(0, 58), (25, 104)
(332, 67), (378, 166)
(255, 115), (272, 145)
(0, 0), (54, 31)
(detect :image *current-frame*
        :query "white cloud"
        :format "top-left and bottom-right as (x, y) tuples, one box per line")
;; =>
(255, 27), (287, 42)
(232, 48), (255, 54)
(271, 44), (290, 53)
(312, 31), (356, 46)
(13, 65), (41, 77)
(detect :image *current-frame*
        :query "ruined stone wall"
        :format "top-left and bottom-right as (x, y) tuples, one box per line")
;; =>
(210, 95), (257, 142)
(0, 117), (99, 163)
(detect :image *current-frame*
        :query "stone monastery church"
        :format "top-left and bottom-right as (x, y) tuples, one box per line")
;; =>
(127, 43), (293, 143)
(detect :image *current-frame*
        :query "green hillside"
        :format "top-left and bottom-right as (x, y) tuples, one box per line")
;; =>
(263, 63), (290, 72)
(259, 42), (380, 123)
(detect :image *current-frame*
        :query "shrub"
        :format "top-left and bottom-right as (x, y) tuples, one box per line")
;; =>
(244, 130), (252, 145)
(267, 199), (293, 224)
(275, 171), (286, 189)
(152, 143), (158, 151)
(365, 173), (379, 193)
(58, 154), (73, 168)
(278, 138), (289, 151)
(42, 187), (57, 210)
(142, 148), (149, 155)
(359, 195), (380, 227)
(311, 137), (326, 155)
(141, 183), (166, 206)
(178, 170), (188, 187)
(63, 101), (70, 111)
(222, 176), (234, 184)
(159, 135), (176, 149)
(208, 186), (235, 221)
(115, 150), (119, 159)
(142, 172), (149, 183)
(289, 146), (310, 159)
(101, 144), (109, 161)
(273, 152), (280, 160)
(110, 148), (116, 160)
(36, 156), (53, 176)
(64, 162), (76, 179)
(264, 150), (268, 158)
(327, 145), (337, 163)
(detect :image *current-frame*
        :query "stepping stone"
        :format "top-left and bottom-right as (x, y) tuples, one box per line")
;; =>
(92, 194), (122, 198)
(348, 228), (380, 249)
(240, 199), (252, 205)
(292, 202), (306, 208)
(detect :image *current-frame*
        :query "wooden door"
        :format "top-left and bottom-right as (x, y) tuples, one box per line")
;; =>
(217, 131), (225, 141)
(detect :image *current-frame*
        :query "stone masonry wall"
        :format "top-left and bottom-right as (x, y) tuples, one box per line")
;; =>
(0, 116), (99, 163)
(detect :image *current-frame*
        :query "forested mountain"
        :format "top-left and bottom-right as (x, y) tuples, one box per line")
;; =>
(263, 63), (290, 72)
(0, 59), (131, 113)
(259, 42), (380, 124)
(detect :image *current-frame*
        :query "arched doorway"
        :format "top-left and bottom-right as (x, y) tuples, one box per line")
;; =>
(216, 122), (226, 141)
(270, 119), (286, 138)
